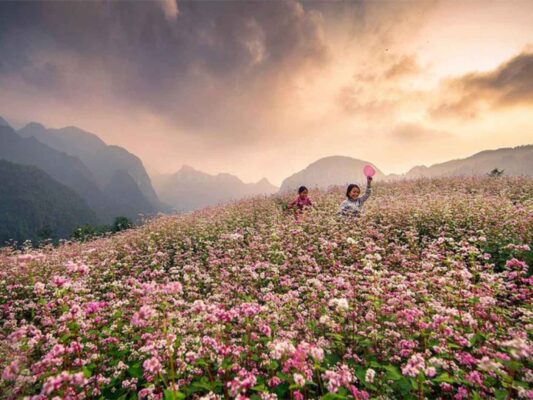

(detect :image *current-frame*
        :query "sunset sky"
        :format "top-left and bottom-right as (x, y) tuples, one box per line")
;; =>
(1, 0), (532, 185)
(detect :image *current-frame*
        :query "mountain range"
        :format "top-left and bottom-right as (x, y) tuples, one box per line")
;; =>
(1, 113), (532, 244)
(153, 165), (278, 212)
(401, 145), (533, 179)
(18, 123), (162, 209)
(0, 117), (164, 227)
(279, 145), (533, 192)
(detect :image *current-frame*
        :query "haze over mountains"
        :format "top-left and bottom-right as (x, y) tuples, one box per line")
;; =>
(280, 145), (533, 192)
(401, 145), (533, 180)
(0, 116), (164, 244)
(154, 166), (278, 212)
(18, 123), (162, 209)
(0, 113), (532, 244)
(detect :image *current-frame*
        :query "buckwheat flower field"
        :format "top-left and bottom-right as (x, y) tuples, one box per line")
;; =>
(1, 177), (532, 400)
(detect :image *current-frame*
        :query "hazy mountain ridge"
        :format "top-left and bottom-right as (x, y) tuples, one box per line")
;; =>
(402, 145), (533, 179)
(154, 165), (278, 212)
(0, 116), (11, 128)
(279, 156), (385, 193)
(104, 170), (157, 219)
(0, 159), (97, 244)
(0, 122), (156, 223)
(18, 122), (162, 209)
(0, 124), (105, 211)
(279, 146), (533, 192)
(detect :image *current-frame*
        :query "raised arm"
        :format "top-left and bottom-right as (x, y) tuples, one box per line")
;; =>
(359, 177), (372, 203)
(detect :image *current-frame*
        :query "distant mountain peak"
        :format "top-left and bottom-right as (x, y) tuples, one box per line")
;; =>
(0, 116), (11, 128)
(16, 120), (164, 212)
(179, 164), (197, 172)
(257, 177), (271, 184)
(155, 167), (279, 212)
(23, 122), (46, 130)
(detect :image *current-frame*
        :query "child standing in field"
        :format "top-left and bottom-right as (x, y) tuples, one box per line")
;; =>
(338, 176), (372, 217)
(288, 186), (312, 220)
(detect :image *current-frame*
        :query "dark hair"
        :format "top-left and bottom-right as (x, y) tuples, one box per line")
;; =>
(298, 186), (308, 194)
(346, 184), (360, 197)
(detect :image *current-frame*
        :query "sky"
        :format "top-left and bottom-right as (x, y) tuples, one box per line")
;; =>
(0, 0), (532, 185)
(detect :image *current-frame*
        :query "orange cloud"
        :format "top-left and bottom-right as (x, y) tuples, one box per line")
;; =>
(430, 49), (533, 119)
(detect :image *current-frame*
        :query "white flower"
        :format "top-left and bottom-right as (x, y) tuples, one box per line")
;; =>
(328, 298), (349, 312)
(293, 373), (305, 386)
(365, 368), (376, 383)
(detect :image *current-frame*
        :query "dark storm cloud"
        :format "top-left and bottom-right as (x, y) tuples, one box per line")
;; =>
(0, 0), (328, 139)
(430, 49), (533, 119)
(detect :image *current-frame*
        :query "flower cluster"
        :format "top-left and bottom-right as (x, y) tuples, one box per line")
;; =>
(0, 177), (532, 399)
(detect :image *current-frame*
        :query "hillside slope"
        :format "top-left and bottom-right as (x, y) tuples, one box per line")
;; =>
(0, 160), (97, 244)
(404, 144), (533, 178)
(1, 177), (531, 399)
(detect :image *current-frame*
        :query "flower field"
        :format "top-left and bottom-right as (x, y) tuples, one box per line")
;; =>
(1, 177), (532, 400)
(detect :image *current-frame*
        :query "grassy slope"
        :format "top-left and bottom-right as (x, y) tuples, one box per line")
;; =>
(0, 177), (531, 399)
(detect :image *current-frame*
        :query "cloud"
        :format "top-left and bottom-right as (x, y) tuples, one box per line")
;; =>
(336, 53), (424, 119)
(384, 55), (420, 80)
(158, 0), (179, 21)
(390, 123), (451, 142)
(430, 49), (533, 119)
(0, 0), (329, 142)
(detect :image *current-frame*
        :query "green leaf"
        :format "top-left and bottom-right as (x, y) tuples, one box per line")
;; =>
(395, 377), (413, 395)
(252, 384), (268, 392)
(469, 332), (486, 346)
(82, 366), (92, 378)
(494, 389), (508, 400)
(269, 360), (279, 370)
(321, 393), (345, 400)
(164, 389), (185, 400)
(383, 365), (402, 381)
(434, 372), (454, 384)
(289, 384), (301, 390)
(128, 362), (142, 379)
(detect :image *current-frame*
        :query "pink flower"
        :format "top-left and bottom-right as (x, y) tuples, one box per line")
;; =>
(440, 383), (453, 392)
(2, 359), (20, 381)
(268, 377), (281, 387)
(293, 390), (304, 400)
(465, 371), (483, 386)
(260, 324), (272, 337)
(131, 305), (157, 327)
(228, 369), (257, 396)
(143, 357), (162, 380)
(349, 386), (370, 400)
(505, 258), (528, 271)
(454, 386), (469, 400)
(402, 353), (425, 377)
